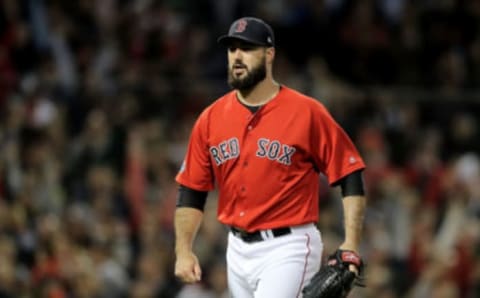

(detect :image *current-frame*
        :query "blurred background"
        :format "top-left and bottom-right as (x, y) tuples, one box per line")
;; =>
(0, 0), (480, 297)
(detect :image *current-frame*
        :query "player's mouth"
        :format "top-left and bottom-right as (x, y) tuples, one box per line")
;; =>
(232, 64), (247, 76)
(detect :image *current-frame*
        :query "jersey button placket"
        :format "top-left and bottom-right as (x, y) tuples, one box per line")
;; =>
(237, 186), (246, 219)
(238, 114), (255, 220)
(246, 113), (257, 133)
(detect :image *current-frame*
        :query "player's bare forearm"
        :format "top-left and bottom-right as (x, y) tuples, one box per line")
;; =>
(340, 195), (366, 253)
(174, 207), (204, 283)
(174, 207), (204, 254)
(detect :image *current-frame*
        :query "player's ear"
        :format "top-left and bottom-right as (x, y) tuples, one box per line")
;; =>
(266, 47), (275, 64)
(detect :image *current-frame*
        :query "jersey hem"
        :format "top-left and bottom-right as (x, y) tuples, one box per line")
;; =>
(219, 219), (318, 232)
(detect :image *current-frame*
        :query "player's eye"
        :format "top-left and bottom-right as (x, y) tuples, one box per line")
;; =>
(228, 45), (256, 52)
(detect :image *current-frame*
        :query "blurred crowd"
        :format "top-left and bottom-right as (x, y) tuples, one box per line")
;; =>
(0, 0), (480, 297)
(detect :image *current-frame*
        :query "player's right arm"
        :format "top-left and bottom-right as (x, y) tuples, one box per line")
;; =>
(173, 110), (214, 283)
(175, 208), (203, 282)
(174, 185), (208, 283)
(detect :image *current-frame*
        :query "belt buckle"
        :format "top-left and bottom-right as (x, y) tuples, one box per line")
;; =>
(237, 228), (251, 240)
(239, 230), (250, 238)
(231, 227), (246, 237)
(232, 227), (260, 242)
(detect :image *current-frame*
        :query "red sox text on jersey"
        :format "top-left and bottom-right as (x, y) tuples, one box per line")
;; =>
(209, 138), (296, 166)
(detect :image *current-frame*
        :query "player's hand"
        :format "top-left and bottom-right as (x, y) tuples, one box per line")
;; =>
(174, 251), (202, 283)
(339, 244), (360, 275)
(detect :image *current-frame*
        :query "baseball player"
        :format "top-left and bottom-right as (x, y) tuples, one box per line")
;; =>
(174, 17), (367, 297)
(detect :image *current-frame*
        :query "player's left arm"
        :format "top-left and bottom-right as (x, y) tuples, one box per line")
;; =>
(311, 102), (367, 268)
(335, 170), (367, 273)
(336, 170), (366, 253)
(340, 194), (366, 253)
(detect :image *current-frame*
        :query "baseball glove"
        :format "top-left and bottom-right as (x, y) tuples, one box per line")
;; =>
(302, 249), (365, 298)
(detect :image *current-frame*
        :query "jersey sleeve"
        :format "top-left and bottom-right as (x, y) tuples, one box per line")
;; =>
(311, 104), (366, 185)
(175, 111), (215, 191)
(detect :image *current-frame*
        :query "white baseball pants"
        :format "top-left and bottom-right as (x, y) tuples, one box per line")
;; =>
(226, 223), (323, 298)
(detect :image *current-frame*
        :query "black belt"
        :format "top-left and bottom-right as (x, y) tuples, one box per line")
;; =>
(230, 226), (291, 243)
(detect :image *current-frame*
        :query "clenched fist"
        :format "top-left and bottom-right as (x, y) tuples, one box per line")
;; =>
(175, 251), (202, 283)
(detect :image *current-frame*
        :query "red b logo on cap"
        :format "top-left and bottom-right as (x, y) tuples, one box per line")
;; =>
(235, 19), (247, 33)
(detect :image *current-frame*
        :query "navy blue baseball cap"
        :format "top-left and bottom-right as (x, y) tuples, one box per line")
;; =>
(217, 17), (275, 47)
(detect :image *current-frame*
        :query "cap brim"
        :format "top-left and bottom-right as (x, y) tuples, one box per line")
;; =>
(217, 35), (269, 47)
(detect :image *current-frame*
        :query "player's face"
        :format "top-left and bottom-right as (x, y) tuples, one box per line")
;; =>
(227, 43), (267, 91)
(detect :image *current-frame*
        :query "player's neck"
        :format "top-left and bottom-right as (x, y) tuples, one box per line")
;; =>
(236, 79), (280, 107)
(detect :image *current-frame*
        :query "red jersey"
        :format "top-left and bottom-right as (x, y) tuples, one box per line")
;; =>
(176, 86), (365, 231)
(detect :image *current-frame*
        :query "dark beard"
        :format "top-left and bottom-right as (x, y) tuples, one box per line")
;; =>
(228, 58), (267, 92)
